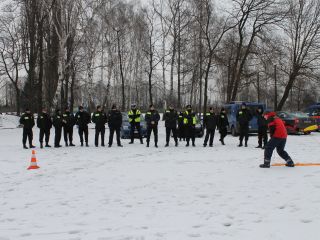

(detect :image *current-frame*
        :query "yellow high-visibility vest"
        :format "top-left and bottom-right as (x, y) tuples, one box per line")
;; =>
(128, 110), (141, 123)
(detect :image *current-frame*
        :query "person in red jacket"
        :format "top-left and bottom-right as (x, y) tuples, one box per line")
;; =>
(260, 112), (295, 168)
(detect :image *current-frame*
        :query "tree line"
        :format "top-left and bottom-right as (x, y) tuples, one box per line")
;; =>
(1, 0), (320, 115)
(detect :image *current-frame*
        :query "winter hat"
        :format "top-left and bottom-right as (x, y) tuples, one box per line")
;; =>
(112, 104), (117, 110)
(96, 105), (101, 110)
(131, 103), (137, 109)
(56, 109), (61, 113)
(25, 108), (30, 112)
(186, 104), (192, 109)
(78, 106), (83, 110)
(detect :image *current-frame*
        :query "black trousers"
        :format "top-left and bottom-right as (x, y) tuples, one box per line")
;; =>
(258, 127), (268, 147)
(23, 128), (33, 146)
(79, 125), (89, 143)
(147, 126), (158, 144)
(219, 128), (227, 141)
(130, 123), (142, 142)
(109, 127), (121, 146)
(39, 128), (50, 144)
(63, 126), (73, 144)
(204, 129), (215, 146)
(264, 137), (291, 162)
(166, 127), (177, 143)
(239, 125), (249, 144)
(178, 125), (185, 140)
(95, 127), (105, 146)
(185, 126), (195, 144)
(54, 127), (62, 146)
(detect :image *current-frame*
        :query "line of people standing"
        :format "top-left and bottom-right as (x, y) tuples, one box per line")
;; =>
(19, 105), (123, 149)
(19, 102), (267, 149)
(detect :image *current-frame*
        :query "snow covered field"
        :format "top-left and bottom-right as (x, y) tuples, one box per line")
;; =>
(1, 115), (320, 240)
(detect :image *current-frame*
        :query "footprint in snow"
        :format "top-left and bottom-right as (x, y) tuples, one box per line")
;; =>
(188, 233), (201, 238)
(223, 222), (232, 227)
(301, 219), (313, 223)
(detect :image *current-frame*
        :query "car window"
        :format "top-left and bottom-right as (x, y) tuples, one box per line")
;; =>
(291, 112), (310, 118)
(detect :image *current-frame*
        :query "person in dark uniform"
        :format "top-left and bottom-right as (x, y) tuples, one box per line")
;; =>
(260, 112), (294, 168)
(256, 107), (268, 149)
(236, 103), (252, 147)
(203, 107), (217, 147)
(145, 104), (160, 148)
(163, 105), (178, 147)
(217, 108), (229, 145)
(107, 104), (123, 147)
(183, 105), (197, 147)
(62, 107), (75, 147)
(178, 111), (185, 141)
(75, 106), (91, 147)
(91, 105), (107, 147)
(53, 109), (63, 148)
(128, 104), (143, 144)
(37, 108), (52, 148)
(20, 108), (35, 149)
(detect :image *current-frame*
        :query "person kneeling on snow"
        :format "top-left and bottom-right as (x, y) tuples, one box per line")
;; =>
(260, 112), (295, 168)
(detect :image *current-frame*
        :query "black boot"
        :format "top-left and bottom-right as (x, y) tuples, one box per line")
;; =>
(221, 139), (225, 145)
(285, 159), (295, 167)
(140, 139), (144, 144)
(238, 142), (243, 147)
(256, 145), (262, 149)
(65, 142), (69, 147)
(245, 142), (248, 147)
(186, 142), (189, 147)
(165, 143), (169, 147)
(203, 143), (207, 147)
(129, 141), (134, 144)
(260, 160), (270, 168)
(146, 142), (149, 147)
(81, 142), (84, 147)
(192, 142), (196, 147)
(69, 142), (75, 147)
(29, 144), (36, 148)
(23, 145), (28, 149)
(155, 143), (158, 148)
(118, 143), (123, 147)
(40, 143), (43, 149)
(45, 143), (51, 147)
(175, 141), (178, 147)
(86, 142), (89, 147)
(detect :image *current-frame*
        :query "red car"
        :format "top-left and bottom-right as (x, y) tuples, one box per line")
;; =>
(276, 111), (318, 134)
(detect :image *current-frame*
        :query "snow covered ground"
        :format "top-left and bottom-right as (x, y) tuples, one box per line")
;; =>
(1, 115), (320, 240)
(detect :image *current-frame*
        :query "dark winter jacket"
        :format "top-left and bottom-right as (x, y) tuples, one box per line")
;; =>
(217, 112), (229, 130)
(108, 109), (122, 129)
(163, 109), (178, 129)
(178, 112), (184, 127)
(183, 110), (197, 127)
(145, 110), (160, 128)
(91, 111), (107, 129)
(53, 113), (63, 128)
(75, 111), (91, 128)
(268, 116), (287, 139)
(37, 113), (52, 130)
(257, 112), (268, 129)
(204, 112), (217, 130)
(236, 108), (252, 127)
(20, 113), (35, 129)
(62, 112), (75, 128)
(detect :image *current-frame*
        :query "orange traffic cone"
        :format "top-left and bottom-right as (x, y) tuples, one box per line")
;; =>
(27, 150), (40, 170)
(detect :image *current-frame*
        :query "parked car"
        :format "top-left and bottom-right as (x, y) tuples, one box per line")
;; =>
(304, 103), (320, 130)
(120, 113), (148, 139)
(276, 111), (318, 134)
(224, 101), (266, 136)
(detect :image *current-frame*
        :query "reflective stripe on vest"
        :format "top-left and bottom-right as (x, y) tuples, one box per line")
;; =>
(128, 110), (141, 123)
